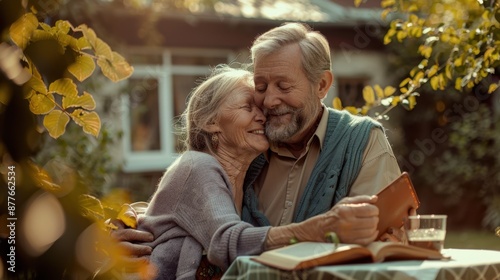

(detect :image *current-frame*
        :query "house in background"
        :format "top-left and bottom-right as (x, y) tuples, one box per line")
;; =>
(75, 0), (395, 199)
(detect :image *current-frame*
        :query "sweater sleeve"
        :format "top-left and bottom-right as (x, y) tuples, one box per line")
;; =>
(172, 152), (270, 269)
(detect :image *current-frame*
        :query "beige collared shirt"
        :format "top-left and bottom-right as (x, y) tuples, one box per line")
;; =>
(254, 106), (401, 226)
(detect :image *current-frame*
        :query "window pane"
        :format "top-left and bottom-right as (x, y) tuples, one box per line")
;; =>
(171, 55), (227, 66)
(129, 78), (161, 151)
(172, 74), (205, 153)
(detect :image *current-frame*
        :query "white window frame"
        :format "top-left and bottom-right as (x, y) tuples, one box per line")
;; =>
(122, 48), (236, 172)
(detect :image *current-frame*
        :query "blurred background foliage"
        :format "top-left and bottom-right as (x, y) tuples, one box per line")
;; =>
(346, 0), (500, 231)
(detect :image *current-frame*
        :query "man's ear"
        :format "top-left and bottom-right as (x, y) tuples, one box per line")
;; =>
(317, 70), (333, 99)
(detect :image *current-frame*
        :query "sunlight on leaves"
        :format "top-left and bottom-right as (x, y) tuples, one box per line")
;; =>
(79, 194), (105, 221)
(117, 204), (138, 229)
(29, 92), (55, 114)
(9, 13), (38, 49)
(49, 78), (78, 97)
(44, 109), (70, 139)
(97, 52), (134, 82)
(29, 162), (61, 192)
(71, 109), (101, 137)
(68, 55), (96, 82)
(362, 86), (375, 104)
(63, 91), (96, 110)
(332, 97), (343, 110)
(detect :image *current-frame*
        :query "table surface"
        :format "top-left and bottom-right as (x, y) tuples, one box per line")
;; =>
(222, 248), (500, 280)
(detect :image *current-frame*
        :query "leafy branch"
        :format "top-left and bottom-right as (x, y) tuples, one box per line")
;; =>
(342, 0), (500, 119)
(9, 12), (134, 138)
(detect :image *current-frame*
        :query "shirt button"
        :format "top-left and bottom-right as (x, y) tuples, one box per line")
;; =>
(286, 201), (292, 208)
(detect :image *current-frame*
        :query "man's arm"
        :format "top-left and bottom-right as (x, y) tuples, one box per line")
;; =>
(266, 195), (379, 249)
(349, 128), (401, 197)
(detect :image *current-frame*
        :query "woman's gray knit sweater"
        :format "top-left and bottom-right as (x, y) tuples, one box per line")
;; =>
(139, 151), (270, 279)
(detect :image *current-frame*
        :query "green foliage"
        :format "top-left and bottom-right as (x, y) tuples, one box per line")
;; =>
(422, 104), (500, 229)
(344, 0), (500, 118)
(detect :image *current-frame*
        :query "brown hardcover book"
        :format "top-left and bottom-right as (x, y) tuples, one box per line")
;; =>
(252, 241), (444, 271)
(374, 172), (420, 238)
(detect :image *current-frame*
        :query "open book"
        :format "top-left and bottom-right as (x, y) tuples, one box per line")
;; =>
(374, 172), (420, 238)
(252, 241), (445, 271)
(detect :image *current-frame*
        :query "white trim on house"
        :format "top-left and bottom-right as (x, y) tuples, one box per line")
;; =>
(121, 48), (237, 172)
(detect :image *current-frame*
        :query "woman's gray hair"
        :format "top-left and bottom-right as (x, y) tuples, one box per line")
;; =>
(250, 22), (331, 84)
(178, 64), (254, 153)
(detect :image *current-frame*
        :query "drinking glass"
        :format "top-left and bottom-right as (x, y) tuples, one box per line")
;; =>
(405, 214), (447, 252)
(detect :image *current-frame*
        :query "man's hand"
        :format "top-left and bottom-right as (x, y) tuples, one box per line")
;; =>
(293, 195), (379, 246)
(109, 218), (154, 258)
(379, 207), (417, 243)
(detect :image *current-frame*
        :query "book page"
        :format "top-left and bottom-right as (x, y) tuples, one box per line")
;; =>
(252, 242), (369, 270)
(366, 242), (444, 262)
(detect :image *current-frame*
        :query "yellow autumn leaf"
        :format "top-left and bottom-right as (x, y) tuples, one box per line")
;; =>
(9, 13), (39, 49)
(31, 29), (53, 42)
(374, 85), (384, 98)
(29, 92), (55, 114)
(455, 78), (463, 90)
(396, 31), (407, 42)
(332, 97), (343, 110)
(57, 33), (75, 48)
(454, 56), (463, 67)
(97, 51), (134, 82)
(384, 86), (396, 97)
(430, 76), (439, 90)
(391, 96), (401, 106)
(29, 162), (61, 192)
(94, 38), (113, 60)
(71, 109), (101, 137)
(427, 65), (438, 78)
(399, 78), (411, 88)
(24, 76), (47, 98)
(408, 95), (417, 110)
(381, 0), (395, 8)
(344, 106), (359, 115)
(55, 20), (71, 34)
(68, 54), (96, 82)
(484, 47), (495, 61)
(362, 86), (375, 104)
(63, 91), (96, 110)
(44, 109), (70, 138)
(78, 24), (97, 47)
(117, 204), (138, 228)
(413, 71), (424, 84)
(79, 194), (105, 221)
(49, 78), (78, 97)
(77, 37), (91, 50)
(488, 83), (499, 94)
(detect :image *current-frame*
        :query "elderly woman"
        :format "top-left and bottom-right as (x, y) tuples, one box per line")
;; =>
(138, 65), (378, 279)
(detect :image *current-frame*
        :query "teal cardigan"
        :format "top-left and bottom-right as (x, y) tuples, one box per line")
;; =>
(241, 108), (382, 226)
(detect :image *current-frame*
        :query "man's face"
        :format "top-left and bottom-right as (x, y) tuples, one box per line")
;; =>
(253, 43), (321, 144)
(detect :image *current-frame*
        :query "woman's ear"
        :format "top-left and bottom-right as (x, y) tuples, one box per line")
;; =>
(204, 122), (221, 134)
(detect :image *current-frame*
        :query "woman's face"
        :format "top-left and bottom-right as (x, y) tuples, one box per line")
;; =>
(216, 84), (269, 158)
